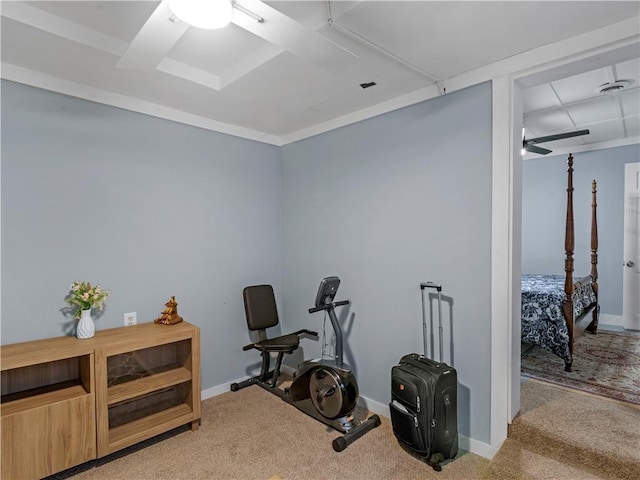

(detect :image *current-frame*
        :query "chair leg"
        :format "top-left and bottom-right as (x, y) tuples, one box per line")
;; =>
(258, 351), (271, 382)
(270, 352), (286, 388)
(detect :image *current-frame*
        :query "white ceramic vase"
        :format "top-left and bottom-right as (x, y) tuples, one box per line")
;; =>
(77, 308), (95, 339)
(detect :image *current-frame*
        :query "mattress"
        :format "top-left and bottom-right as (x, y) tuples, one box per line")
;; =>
(521, 274), (596, 363)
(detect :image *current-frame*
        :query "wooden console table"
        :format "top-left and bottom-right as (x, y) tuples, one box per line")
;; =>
(1, 322), (201, 479)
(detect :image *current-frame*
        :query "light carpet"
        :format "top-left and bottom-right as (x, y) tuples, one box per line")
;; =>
(50, 380), (640, 480)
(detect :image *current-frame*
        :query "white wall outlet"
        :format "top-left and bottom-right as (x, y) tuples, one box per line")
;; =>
(124, 312), (137, 326)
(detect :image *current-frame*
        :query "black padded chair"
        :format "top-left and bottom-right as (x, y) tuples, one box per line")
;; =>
(242, 284), (306, 388)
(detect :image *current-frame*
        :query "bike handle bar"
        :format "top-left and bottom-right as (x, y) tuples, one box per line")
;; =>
(308, 299), (350, 314)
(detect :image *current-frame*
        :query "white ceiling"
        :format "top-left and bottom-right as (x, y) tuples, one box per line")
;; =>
(522, 55), (640, 156)
(2, 1), (639, 149)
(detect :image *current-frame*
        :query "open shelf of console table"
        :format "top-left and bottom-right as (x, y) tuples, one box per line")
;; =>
(1, 321), (201, 479)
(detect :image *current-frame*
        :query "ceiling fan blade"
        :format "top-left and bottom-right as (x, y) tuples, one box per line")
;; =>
(526, 129), (590, 145)
(231, 0), (357, 75)
(117, 1), (189, 71)
(525, 144), (553, 155)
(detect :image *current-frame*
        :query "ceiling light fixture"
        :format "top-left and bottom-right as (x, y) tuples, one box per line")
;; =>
(168, 0), (233, 30)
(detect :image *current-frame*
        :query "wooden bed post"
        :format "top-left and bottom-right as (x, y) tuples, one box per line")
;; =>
(563, 154), (575, 371)
(588, 179), (599, 333)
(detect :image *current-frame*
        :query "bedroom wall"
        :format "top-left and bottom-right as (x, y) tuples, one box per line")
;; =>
(522, 144), (640, 316)
(2, 79), (495, 448)
(281, 82), (493, 444)
(1, 80), (284, 391)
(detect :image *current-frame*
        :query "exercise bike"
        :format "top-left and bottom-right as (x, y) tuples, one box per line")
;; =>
(230, 276), (380, 451)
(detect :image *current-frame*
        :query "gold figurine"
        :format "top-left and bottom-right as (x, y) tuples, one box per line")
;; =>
(154, 296), (184, 325)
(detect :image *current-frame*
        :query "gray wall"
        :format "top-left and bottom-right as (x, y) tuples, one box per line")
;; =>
(281, 82), (493, 443)
(2, 79), (494, 446)
(522, 144), (639, 316)
(1, 80), (283, 391)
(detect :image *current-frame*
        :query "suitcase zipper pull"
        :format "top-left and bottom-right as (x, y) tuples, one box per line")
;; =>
(417, 396), (421, 413)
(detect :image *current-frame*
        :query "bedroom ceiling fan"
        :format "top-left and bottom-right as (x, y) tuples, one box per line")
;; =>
(117, 0), (357, 75)
(522, 129), (590, 155)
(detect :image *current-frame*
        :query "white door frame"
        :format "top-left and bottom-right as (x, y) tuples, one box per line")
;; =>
(490, 29), (640, 455)
(623, 162), (640, 330)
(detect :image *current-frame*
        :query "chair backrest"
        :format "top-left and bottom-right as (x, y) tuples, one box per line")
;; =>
(243, 284), (279, 331)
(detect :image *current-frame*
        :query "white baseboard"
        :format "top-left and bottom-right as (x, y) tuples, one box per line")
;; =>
(202, 379), (498, 460)
(459, 435), (500, 459)
(201, 376), (249, 400)
(599, 314), (624, 328)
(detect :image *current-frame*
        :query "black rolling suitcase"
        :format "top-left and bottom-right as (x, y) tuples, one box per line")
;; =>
(390, 282), (458, 471)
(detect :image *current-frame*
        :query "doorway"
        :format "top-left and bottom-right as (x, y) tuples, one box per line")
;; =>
(506, 43), (640, 428)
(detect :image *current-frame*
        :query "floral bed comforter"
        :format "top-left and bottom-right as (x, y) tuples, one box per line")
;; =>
(521, 274), (597, 363)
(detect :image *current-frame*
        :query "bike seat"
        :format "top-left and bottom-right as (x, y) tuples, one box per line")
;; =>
(246, 333), (300, 353)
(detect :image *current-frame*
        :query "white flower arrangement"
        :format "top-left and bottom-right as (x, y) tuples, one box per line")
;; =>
(65, 281), (110, 319)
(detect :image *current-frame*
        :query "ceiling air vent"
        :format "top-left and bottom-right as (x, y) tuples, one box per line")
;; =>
(596, 79), (633, 94)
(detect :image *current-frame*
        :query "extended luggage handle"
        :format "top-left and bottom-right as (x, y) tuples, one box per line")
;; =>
(420, 282), (444, 364)
(420, 282), (442, 292)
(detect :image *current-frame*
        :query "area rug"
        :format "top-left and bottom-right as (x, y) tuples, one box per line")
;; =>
(521, 330), (640, 405)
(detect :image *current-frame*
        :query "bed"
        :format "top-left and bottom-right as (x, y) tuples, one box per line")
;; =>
(521, 154), (599, 371)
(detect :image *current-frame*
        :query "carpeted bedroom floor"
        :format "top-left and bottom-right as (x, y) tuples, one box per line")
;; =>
(51, 378), (640, 480)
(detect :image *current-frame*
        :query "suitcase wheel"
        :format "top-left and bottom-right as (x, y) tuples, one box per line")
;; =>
(429, 453), (445, 471)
